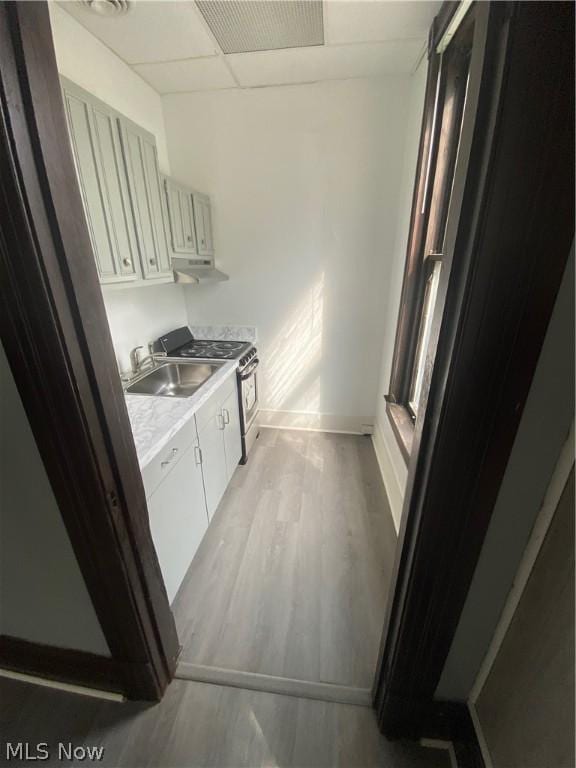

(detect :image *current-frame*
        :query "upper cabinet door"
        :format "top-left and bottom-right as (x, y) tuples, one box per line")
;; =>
(193, 193), (214, 257)
(165, 179), (197, 255)
(62, 83), (138, 284)
(119, 120), (172, 280)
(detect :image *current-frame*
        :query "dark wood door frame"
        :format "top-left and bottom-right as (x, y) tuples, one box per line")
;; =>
(374, 0), (574, 742)
(0, 1), (572, 743)
(0, 2), (178, 699)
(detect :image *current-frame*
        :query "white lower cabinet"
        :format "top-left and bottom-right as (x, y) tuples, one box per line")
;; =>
(143, 373), (242, 602)
(195, 374), (241, 520)
(222, 387), (242, 481)
(197, 416), (229, 521)
(146, 441), (208, 603)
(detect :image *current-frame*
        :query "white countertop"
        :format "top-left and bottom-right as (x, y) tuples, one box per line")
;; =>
(125, 360), (238, 470)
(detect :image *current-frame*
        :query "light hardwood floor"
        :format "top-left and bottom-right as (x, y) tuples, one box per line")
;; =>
(0, 676), (449, 768)
(172, 428), (397, 689)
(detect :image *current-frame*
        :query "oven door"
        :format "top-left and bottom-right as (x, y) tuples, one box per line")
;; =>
(238, 358), (259, 433)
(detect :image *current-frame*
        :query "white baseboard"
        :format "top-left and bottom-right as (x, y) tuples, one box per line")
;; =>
(371, 421), (404, 533)
(259, 409), (367, 435)
(176, 662), (372, 706)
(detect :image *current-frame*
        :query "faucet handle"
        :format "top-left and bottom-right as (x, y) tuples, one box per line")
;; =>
(148, 341), (167, 360)
(130, 345), (144, 373)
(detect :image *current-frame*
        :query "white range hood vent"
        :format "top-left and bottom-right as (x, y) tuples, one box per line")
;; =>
(172, 257), (229, 285)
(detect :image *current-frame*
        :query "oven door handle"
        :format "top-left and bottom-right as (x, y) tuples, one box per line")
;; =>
(239, 358), (259, 380)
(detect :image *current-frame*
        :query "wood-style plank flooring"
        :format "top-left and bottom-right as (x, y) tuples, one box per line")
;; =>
(172, 428), (397, 689)
(0, 677), (450, 768)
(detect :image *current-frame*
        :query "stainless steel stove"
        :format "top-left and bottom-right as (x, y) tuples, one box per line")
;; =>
(155, 327), (259, 464)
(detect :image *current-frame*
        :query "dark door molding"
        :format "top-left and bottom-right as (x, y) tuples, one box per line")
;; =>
(0, 2), (178, 699)
(374, 0), (574, 739)
(0, 637), (125, 695)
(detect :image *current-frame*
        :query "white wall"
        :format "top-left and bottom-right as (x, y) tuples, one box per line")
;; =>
(0, 343), (109, 655)
(163, 77), (413, 434)
(371, 59), (427, 530)
(49, 2), (188, 372)
(101, 284), (188, 373)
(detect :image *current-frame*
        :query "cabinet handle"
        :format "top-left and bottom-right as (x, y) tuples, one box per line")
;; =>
(217, 413), (225, 430)
(187, 235), (192, 242)
(149, 258), (156, 266)
(123, 258), (132, 267)
(161, 447), (179, 468)
(222, 408), (230, 425)
(194, 445), (203, 465)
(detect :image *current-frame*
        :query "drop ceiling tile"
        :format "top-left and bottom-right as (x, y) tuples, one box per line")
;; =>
(58, 0), (218, 64)
(227, 40), (423, 88)
(134, 57), (236, 94)
(324, 0), (441, 45)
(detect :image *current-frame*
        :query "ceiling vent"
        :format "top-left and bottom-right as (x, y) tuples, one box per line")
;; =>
(195, 0), (324, 54)
(80, 0), (131, 17)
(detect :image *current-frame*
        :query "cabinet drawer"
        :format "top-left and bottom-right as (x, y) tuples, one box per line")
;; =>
(141, 416), (198, 499)
(194, 374), (237, 433)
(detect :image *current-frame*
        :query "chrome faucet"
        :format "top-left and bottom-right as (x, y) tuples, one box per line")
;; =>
(129, 345), (166, 375)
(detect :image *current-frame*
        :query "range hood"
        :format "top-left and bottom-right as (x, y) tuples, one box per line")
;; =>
(172, 257), (229, 285)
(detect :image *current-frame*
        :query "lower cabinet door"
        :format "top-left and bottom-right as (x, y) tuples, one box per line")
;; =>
(197, 413), (228, 521)
(146, 443), (208, 603)
(222, 388), (242, 481)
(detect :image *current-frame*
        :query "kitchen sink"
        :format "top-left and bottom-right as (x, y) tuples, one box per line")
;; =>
(125, 361), (222, 398)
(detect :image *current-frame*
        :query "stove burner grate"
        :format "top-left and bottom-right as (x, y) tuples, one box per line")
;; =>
(169, 338), (251, 360)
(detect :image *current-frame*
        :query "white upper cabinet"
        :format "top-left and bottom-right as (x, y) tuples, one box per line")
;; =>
(62, 78), (173, 287)
(62, 81), (139, 284)
(164, 178), (197, 255)
(192, 192), (214, 257)
(119, 119), (172, 281)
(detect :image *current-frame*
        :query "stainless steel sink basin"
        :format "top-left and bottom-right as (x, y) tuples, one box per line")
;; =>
(125, 361), (222, 398)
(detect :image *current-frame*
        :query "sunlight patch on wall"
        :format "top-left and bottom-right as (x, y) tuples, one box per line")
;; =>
(263, 273), (324, 414)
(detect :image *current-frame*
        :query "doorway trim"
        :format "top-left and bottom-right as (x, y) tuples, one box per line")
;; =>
(374, 0), (574, 742)
(0, 1), (178, 700)
(0, 0), (573, 730)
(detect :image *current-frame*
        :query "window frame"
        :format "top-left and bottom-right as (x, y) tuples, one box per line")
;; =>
(386, 14), (473, 462)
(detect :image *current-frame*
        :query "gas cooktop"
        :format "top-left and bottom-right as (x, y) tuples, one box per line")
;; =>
(156, 327), (253, 361)
(171, 339), (250, 360)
